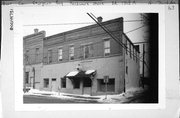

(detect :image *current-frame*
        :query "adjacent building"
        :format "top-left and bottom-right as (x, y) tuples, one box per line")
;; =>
(23, 17), (140, 95)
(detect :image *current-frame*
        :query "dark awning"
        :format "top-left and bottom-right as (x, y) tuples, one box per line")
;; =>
(65, 71), (79, 78)
(65, 70), (96, 79)
(85, 70), (96, 76)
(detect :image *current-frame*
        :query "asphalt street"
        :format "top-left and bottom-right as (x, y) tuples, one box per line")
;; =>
(23, 95), (100, 104)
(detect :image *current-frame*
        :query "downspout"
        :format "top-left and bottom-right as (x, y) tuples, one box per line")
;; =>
(33, 67), (35, 89)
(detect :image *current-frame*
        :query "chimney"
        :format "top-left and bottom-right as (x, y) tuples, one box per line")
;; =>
(34, 28), (39, 33)
(97, 16), (103, 23)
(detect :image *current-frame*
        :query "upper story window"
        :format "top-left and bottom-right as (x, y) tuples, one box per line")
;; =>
(84, 43), (93, 59)
(25, 50), (29, 64)
(129, 43), (132, 58)
(125, 40), (128, 55)
(58, 48), (63, 61)
(35, 48), (40, 62)
(133, 47), (135, 60)
(69, 45), (74, 60)
(104, 39), (110, 56)
(48, 49), (52, 63)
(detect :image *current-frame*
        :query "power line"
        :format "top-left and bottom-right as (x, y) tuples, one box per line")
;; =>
(133, 41), (148, 44)
(23, 20), (144, 27)
(125, 25), (146, 34)
(24, 14), (147, 64)
(87, 13), (144, 62)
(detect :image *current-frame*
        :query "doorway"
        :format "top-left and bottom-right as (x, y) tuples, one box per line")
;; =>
(51, 78), (57, 91)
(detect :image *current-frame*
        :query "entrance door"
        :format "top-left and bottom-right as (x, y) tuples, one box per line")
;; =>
(83, 78), (92, 95)
(51, 79), (57, 91)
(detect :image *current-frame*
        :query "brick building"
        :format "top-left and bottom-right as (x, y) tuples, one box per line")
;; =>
(23, 17), (140, 95)
(23, 29), (45, 90)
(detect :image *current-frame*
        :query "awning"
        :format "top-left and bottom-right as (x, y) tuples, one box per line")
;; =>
(65, 70), (96, 79)
(65, 71), (79, 77)
(85, 70), (96, 76)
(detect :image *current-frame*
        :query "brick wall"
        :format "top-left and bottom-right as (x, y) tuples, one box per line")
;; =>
(43, 17), (123, 64)
(23, 31), (45, 65)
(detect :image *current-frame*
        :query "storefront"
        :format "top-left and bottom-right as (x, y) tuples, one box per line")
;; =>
(64, 70), (96, 95)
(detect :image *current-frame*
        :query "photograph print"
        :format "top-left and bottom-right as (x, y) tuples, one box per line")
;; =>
(22, 9), (158, 104)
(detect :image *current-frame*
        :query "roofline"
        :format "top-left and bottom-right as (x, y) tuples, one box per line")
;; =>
(45, 17), (123, 40)
(23, 31), (45, 39)
(123, 33), (140, 53)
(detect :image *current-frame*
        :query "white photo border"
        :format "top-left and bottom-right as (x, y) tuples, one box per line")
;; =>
(14, 4), (166, 111)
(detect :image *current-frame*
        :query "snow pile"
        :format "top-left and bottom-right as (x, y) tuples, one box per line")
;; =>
(24, 87), (145, 103)
(26, 89), (56, 95)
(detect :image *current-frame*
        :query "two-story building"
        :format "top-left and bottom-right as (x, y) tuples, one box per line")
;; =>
(23, 29), (45, 90)
(23, 17), (140, 95)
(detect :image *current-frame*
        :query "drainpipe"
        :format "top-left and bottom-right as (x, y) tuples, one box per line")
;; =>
(32, 67), (35, 89)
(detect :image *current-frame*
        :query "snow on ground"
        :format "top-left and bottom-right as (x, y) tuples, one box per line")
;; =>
(24, 87), (145, 103)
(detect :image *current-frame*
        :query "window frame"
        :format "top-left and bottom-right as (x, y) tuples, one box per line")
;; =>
(69, 45), (74, 60)
(104, 39), (111, 56)
(129, 43), (132, 58)
(35, 47), (40, 63)
(61, 78), (66, 88)
(47, 49), (53, 64)
(58, 47), (63, 61)
(44, 78), (49, 88)
(25, 49), (29, 64)
(82, 42), (93, 59)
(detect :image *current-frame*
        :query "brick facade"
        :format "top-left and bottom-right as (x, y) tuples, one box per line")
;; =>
(23, 17), (140, 95)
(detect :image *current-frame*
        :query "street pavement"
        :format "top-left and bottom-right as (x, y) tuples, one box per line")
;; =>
(23, 87), (152, 104)
(24, 95), (99, 103)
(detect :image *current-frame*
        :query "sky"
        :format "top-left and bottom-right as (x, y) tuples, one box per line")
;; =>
(21, 6), (148, 43)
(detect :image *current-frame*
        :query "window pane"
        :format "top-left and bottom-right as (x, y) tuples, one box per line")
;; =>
(104, 40), (110, 48)
(58, 48), (62, 61)
(44, 78), (49, 88)
(104, 40), (110, 56)
(48, 50), (52, 63)
(69, 46), (74, 60)
(61, 78), (66, 88)
(84, 45), (90, 58)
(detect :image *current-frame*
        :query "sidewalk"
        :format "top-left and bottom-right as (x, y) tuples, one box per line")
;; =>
(24, 87), (146, 103)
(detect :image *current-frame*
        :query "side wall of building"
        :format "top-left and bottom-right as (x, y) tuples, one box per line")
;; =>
(123, 34), (140, 90)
